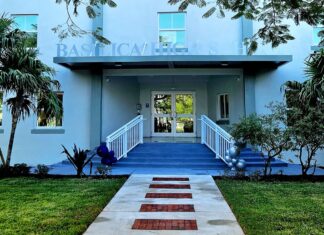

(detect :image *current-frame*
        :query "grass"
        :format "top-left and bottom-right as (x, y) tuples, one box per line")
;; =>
(217, 179), (324, 235)
(0, 177), (126, 235)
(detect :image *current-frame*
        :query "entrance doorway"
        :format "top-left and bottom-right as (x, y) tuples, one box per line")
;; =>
(152, 91), (196, 137)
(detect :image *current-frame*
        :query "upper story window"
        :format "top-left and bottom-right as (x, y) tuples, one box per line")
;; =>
(217, 94), (229, 120)
(12, 15), (38, 48)
(0, 92), (3, 126)
(313, 26), (323, 46)
(37, 93), (63, 128)
(159, 12), (186, 47)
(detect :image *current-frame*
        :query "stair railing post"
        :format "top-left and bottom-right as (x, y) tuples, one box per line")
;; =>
(139, 116), (144, 144)
(215, 128), (220, 159)
(123, 126), (128, 158)
(106, 137), (111, 152)
(201, 116), (205, 144)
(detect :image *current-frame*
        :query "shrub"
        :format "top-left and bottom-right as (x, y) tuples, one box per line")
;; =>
(35, 164), (50, 177)
(287, 106), (324, 176)
(11, 163), (31, 176)
(95, 165), (112, 178)
(231, 114), (263, 147)
(258, 103), (291, 177)
(62, 144), (96, 177)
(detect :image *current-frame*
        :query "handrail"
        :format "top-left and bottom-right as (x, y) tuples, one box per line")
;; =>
(201, 115), (234, 165)
(106, 115), (144, 160)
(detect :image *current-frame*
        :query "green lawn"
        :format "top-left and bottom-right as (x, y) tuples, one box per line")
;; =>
(0, 177), (126, 235)
(217, 180), (324, 235)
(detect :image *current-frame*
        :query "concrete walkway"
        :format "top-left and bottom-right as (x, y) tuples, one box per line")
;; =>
(85, 175), (244, 235)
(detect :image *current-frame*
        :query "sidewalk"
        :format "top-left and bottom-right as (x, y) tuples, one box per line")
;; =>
(85, 174), (244, 235)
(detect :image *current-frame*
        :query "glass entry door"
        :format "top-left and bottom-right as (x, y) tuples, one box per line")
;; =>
(152, 91), (195, 137)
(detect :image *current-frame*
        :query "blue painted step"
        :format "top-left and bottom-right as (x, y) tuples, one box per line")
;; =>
(87, 143), (288, 169)
(238, 148), (288, 167)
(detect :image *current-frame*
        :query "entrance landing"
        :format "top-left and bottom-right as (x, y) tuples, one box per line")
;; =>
(84, 174), (244, 235)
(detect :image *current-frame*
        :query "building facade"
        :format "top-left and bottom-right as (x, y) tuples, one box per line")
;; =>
(0, 0), (322, 165)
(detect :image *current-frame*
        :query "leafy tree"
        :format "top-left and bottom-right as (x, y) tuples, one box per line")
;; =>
(258, 102), (291, 177)
(230, 113), (263, 147)
(284, 50), (324, 176)
(0, 16), (62, 171)
(168, 0), (324, 54)
(54, 0), (117, 44)
(230, 103), (290, 177)
(287, 107), (324, 176)
(176, 95), (193, 114)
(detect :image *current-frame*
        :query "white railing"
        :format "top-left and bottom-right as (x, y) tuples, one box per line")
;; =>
(106, 115), (144, 160)
(201, 115), (234, 165)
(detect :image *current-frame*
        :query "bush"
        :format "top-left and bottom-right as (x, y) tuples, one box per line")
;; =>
(95, 165), (112, 178)
(11, 163), (31, 176)
(231, 114), (263, 147)
(35, 164), (50, 177)
(62, 144), (96, 177)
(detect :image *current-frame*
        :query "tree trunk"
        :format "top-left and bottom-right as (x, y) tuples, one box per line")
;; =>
(77, 168), (82, 178)
(264, 158), (271, 178)
(5, 114), (19, 169)
(0, 148), (5, 166)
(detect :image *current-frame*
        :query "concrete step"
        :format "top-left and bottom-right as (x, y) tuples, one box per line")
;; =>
(111, 162), (227, 169)
(127, 152), (215, 158)
(116, 157), (218, 164)
(245, 161), (288, 167)
(68, 143), (289, 169)
(239, 152), (264, 157)
(240, 157), (274, 162)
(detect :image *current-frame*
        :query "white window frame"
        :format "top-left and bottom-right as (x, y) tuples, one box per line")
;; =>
(158, 12), (187, 48)
(11, 14), (38, 48)
(36, 92), (64, 129)
(217, 93), (230, 121)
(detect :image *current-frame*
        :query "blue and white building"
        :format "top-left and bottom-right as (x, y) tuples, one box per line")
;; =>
(0, 0), (323, 167)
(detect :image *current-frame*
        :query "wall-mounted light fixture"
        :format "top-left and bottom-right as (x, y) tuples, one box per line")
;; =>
(114, 62), (123, 68)
(220, 62), (229, 67)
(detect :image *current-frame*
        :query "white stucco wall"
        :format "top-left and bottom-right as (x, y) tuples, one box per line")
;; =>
(101, 76), (140, 140)
(253, 21), (323, 166)
(207, 75), (245, 128)
(0, 1), (322, 167)
(103, 0), (242, 55)
(0, 1), (93, 165)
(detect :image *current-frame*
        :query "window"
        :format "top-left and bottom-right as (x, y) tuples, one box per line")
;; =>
(159, 12), (186, 47)
(313, 26), (323, 46)
(12, 15), (38, 48)
(217, 94), (229, 120)
(37, 93), (63, 127)
(0, 92), (3, 126)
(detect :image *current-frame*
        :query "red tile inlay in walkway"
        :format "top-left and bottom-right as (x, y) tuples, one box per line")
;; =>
(153, 177), (189, 181)
(132, 219), (198, 230)
(140, 204), (195, 212)
(149, 184), (191, 189)
(145, 193), (192, 199)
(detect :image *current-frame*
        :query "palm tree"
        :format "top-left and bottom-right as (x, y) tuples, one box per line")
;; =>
(302, 49), (324, 105)
(0, 16), (62, 170)
(284, 49), (324, 107)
